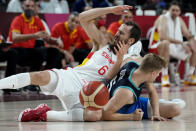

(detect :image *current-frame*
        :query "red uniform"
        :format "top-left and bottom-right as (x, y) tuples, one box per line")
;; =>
(107, 20), (122, 36)
(75, 26), (91, 49)
(51, 21), (79, 50)
(8, 13), (45, 48)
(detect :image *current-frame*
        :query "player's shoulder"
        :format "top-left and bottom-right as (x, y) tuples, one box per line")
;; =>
(109, 21), (120, 26)
(12, 15), (23, 22)
(122, 56), (143, 67)
(54, 22), (64, 28)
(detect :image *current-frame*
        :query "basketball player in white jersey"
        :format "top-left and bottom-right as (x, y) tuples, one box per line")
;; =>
(0, 5), (144, 122)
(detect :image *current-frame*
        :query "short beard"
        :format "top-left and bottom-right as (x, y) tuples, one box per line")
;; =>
(109, 38), (128, 54)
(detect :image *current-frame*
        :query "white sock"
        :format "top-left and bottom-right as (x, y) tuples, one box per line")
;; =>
(0, 73), (30, 90)
(47, 108), (84, 122)
(188, 66), (195, 76)
(162, 67), (168, 76)
(184, 62), (190, 78)
(159, 99), (186, 109)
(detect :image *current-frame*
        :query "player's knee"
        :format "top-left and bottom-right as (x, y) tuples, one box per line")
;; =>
(171, 104), (181, 116)
(31, 71), (50, 85)
(162, 40), (170, 47)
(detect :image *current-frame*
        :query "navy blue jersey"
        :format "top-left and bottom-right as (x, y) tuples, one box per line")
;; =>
(107, 61), (144, 102)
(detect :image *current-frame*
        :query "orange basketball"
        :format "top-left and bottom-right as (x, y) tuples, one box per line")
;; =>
(79, 81), (109, 111)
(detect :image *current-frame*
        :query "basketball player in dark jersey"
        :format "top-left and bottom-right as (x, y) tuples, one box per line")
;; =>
(102, 53), (184, 121)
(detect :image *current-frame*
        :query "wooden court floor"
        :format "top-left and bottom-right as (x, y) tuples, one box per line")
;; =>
(0, 86), (196, 131)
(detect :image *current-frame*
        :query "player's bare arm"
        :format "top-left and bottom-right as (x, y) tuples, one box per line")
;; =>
(12, 31), (42, 43)
(180, 18), (196, 52)
(146, 83), (166, 121)
(105, 41), (129, 80)
(180, 17), (193, 40)
(79, 5), (132, 48)
(102, 88), (143, 121)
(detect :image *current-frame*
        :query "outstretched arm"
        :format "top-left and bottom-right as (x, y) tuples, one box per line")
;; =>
(146, 83), (166, 121)
(105, 41), (129, 80)
(79, 5), (132, 48)
(102, 88), (143, 121)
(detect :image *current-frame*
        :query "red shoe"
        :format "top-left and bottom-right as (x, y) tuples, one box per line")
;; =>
(18, 108), (40, 122)
(34, 104), (51, 121)
(18, 104), (51, 122)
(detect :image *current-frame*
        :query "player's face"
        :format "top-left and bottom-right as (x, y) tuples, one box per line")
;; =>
(149, 70), (161, 82)
(114, 24), (132, 45)
(122, 12), (133, 23)
(169, 5), (181, 19)
(68, 16), (80, 31)
(23, 0), (35, 11)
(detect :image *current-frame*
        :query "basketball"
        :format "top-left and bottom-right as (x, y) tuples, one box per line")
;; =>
(79, 81), (109, 111)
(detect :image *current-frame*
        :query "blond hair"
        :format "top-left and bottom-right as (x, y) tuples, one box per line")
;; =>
(140, 53), (166, 72)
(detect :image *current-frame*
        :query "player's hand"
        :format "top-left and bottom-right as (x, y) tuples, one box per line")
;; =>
(132, 109), (144, 121)
(64, 51), (75, 63)
(111, 5), (133, 15)
(151, 115), (167, 121)
(182, 44), (191, 54)
(35, 31), (49, 39)
(114, 41), (129, 63)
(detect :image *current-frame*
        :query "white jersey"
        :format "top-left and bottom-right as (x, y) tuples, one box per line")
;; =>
(45, 45), (116, 110)
(41, 44), (141, 110)
(73, 45), (116, 83)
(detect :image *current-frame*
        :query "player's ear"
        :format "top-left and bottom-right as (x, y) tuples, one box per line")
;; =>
(128, 38), (135, 46)
(151, 71), (157, 77)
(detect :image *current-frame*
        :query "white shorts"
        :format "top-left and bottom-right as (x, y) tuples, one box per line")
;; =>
(40, 68), (84, 110)
(150, 42), (191, 60)
(169, 43), (191, 60)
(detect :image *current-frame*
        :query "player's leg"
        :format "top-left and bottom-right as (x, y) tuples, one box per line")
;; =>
(0, 69), (54, 90)
(157, 40), (170, 86)
(159, 103), (181, 118)
(46, 105), (102, 122)
(147, 99), (185, 119)
(185, 46), (196, 85)
(19, 105), (102, 122)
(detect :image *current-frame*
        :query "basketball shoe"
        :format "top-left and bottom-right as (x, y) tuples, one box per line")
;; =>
(161, 75), (170, 87)
(184, 74), (196, 86)
(18, 104), (51, 122)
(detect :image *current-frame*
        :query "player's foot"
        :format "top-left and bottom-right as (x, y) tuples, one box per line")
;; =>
(184, 74), (196, 86)
(161, 75), (170, 87)
(18, 104), (51, 122)
(34, 104), (51, 122)
(18, 108), (41, 122)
